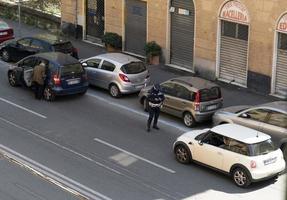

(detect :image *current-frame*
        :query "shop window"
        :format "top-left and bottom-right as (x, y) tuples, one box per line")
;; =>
(278, 33), (287, 50)
(222, 21), (248, 41)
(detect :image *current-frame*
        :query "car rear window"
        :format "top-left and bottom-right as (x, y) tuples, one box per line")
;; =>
(121, 62), (146, 74)
(249, 139), (276, 156)
(53, 42), (73, 52)
(199, 87), (221, 102)
(0, 21), (9, 29)
(60, 63), (84, 77)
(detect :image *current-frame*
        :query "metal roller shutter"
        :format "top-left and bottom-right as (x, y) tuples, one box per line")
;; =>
(170, 0), (195, 70)
(125, 0), (147, 56)
(275, 49), (287, 96)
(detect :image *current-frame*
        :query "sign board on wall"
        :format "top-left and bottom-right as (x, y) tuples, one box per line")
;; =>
(277, 13), (287, 33)
(220, 0), (249, 24)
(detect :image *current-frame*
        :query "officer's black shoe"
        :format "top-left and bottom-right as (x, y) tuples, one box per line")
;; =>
(153, 126), (160, 130)
(147, 127), (151, 132)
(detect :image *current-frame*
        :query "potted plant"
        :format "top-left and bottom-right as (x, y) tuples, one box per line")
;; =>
(102, 32), (122, 52)
(144, 41), (162, 65)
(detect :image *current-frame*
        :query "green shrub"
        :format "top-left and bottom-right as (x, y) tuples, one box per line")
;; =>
(102, 32), (122, 49)
(144, 41), (161, 57)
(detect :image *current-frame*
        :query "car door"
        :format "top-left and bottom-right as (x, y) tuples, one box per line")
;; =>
(29, 39), (45, 54)
(262, 111), (287, 147)
(98, 60), (116, 89)
(84, 58), (102, 86)
(234, 108), (269, 132)
(13, 37), (32, 60)
(192, 132), (224, 169)
(160, 82), (177, 115)
(20, 56), (37, 87)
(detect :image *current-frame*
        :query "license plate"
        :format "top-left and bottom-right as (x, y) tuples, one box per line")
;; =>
(0, 31), (7, 36)
(67, 79), (80, 85)
(206, 104), (217, 110)
(264, 157), (277, 165)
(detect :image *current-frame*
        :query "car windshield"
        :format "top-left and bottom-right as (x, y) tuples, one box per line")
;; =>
(60, 63), (83, 77)
(249, 139), (276, 156)
(199, 87), (221, 102)
(121, 62), (146, 74)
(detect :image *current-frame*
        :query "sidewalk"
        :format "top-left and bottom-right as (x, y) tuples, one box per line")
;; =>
(4, 18), (281, 107)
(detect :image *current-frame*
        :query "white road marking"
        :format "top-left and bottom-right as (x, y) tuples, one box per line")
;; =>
(94, 138), (176, 174)
(0, 116), (122, 176)
(86, 92), (190, 132)
(0, 97), (47, 119)
(0, 144), (112, 200)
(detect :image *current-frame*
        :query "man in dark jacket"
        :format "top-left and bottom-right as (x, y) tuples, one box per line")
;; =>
(146, 84), (165, 132)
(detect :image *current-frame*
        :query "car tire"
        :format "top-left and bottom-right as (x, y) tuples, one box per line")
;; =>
(281, 144), (287, 161)
(143, 97), (149, 112)
(174, 144), (191, 164)
(232, 167), (251, 188)
(183, 112), (196, 127)
(1, 49), (10, 62)
(43, 87), (56, 101)
(8, 71), (19, 87)
(109, 84), (121, 98)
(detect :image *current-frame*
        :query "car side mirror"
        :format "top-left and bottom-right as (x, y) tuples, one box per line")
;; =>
(198, 140), (203, 146)
(82, 62), (88, 67)
(240, 113), (250, 118)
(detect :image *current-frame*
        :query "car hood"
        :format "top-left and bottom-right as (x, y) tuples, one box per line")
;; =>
(217, 105), (250, 114)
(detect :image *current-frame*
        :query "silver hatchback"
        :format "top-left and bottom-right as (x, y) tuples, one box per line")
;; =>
(213, 101), (287, 160)
(81, 53), (150, 97)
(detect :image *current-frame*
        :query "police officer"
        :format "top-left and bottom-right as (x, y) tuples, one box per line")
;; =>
(146, 84), (165, 132)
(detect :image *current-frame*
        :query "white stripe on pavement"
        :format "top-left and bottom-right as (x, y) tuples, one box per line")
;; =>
(0, 144), (112, 200)
(94, 138), (176, 174)
(0, 97), (47, 119)
(0, 116), (122, 176)
(86, 92), (190, 132)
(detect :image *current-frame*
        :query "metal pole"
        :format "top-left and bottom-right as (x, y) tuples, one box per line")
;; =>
(18, 0), (21, 37)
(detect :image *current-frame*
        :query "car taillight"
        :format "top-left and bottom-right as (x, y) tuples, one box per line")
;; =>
(250, 160), (257, 168)
(53, 74), (61, 86)
(119, 73), (130, 82)
(194, 91), (201, 111)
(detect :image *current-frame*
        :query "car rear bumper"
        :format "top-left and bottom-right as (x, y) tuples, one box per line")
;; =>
(120, 81), (149, 94)
(52, 85), (89, 96)
(250, 161), (286, 181)
(194, 110), (217, 122)
(0, 36), (14, 43)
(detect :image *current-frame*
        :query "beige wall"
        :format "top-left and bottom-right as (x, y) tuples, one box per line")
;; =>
(61, 0), (287, 78)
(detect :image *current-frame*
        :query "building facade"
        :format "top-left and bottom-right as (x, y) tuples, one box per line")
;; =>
(61, 0), (287, 98)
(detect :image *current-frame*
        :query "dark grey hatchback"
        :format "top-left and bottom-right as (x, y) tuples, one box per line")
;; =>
(7, 52), (89, 101)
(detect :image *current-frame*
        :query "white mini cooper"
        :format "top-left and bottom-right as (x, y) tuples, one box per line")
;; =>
(173, 124), (286, 187)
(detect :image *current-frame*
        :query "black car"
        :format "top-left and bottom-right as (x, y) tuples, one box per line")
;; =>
(7, 52), (89, 101)
(0, 34), (78, 62)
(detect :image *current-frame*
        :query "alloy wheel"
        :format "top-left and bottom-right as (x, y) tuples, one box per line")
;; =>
(110, 85), (120, 98)
(2, 49), (10, 62)
(8, 72), (17, 87)
(183, 112), (195, 127)
(233, 168), (250, 187)
(175, 145), (190, 164)
(44, 87), (55, 101)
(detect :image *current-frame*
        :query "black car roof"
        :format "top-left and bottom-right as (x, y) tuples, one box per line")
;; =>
(35, 52), (79, 66)
(32, 34), (69, 45)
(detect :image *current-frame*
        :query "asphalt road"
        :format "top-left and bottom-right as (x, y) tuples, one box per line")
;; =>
(0, 57), (286, 200)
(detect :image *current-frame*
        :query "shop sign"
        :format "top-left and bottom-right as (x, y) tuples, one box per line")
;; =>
(220, 1), (249, 23)
(277, 14), (287, 33)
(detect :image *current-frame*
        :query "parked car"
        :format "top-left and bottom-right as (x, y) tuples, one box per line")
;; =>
(0, 34), (78, 62)
(213, 101), (287, 160)
(0, 19), (14, 43)
(81, 53), (150, 97)
(7, 52), (88, 101)
(173, 124), (286, 187)
(139, 76), (223, 127)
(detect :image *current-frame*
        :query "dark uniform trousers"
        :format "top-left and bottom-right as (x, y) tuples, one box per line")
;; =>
(147, 106), (160, 129)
